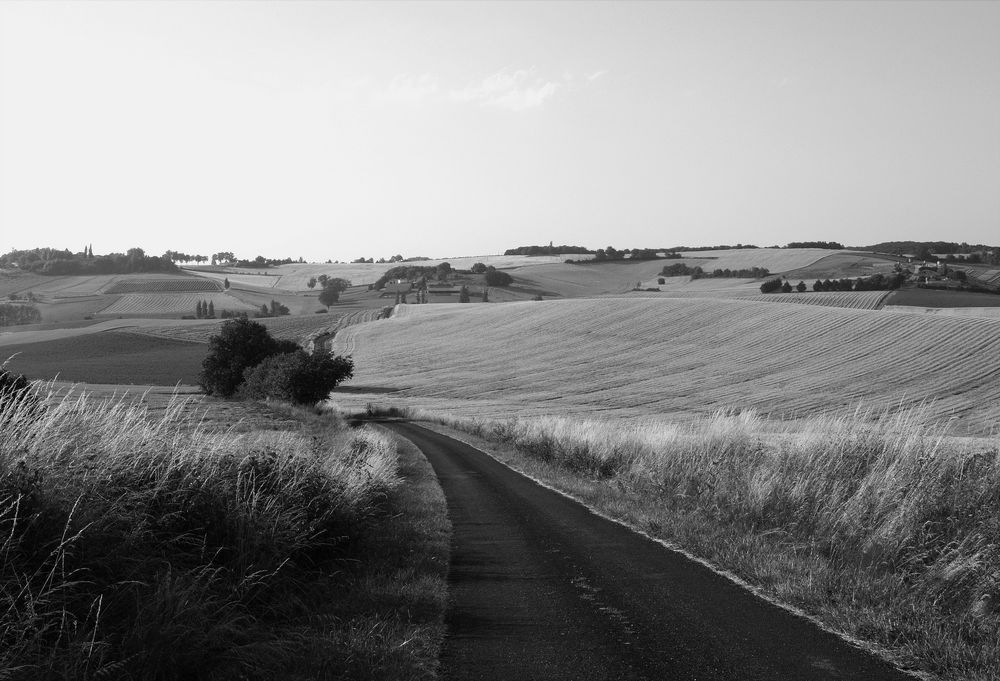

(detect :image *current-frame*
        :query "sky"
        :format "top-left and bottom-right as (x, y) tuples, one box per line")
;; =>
(1, 1), (998, 263)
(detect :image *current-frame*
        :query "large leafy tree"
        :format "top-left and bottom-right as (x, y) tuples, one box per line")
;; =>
(198, 318), (297, 397)
(318, 278), (351, 306)
(241, 351), (354, 405)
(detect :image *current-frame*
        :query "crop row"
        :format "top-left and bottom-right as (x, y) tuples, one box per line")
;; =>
(104, 278), (223, 294)
(742, 290), (891, 310)
(100, 293), (257, 315)
(331, 297), (1000, 434)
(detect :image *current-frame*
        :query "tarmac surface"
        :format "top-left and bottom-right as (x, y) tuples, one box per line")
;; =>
(386, 421), (917, 681)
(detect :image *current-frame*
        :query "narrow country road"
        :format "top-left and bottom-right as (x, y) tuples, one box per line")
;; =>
(385, 421), (916, 681)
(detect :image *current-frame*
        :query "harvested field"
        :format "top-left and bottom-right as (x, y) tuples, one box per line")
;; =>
(103, 277), (222, 294)
(185, 269), (286, 290)
(509, 260), (674, 298)
(100, 292), (258, 315)
(741, 290), (892, 310)
(331, 298), (1000, 434)
(185, 255), (577, 292)
(116, 307), (394, 345)
(0, 271), (48, 298)
(675, 248), (837, 273)
(33, 275), (120, 297)
(781, 252), (901, 280)
(884, 306), (1000, 320)
(2, 332), (205, 384)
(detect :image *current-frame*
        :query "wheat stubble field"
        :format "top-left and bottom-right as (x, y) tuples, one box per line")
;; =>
(332, 297), (1000, 433)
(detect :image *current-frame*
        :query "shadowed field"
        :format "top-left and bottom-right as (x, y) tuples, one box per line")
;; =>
(2, 332), (205, 384)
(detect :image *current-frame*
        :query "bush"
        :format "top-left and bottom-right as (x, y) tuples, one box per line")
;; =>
(484, 268), (513, 287)
(0, 367), (40, 418)
(0, 302), (42, 327)
(759, 277), (783, 293)
(198, 318), (299, 397)
(241, 351), (354, 405)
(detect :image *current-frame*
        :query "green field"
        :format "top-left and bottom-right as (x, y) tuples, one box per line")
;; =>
(2, 332), (205, 384)
(885, 287), (1000, 307)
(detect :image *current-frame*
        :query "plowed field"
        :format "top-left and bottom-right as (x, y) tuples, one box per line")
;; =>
(100, 293), (257, 315)
(331, 298), (1000, 434)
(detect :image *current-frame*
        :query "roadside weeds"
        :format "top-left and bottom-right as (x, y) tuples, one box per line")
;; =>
(388, 408), (998, 681)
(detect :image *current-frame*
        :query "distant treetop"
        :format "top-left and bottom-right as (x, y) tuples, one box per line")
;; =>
(0, 247), (178, 275)
(504, 245), (593, 256)
(783, 241), (844, 249)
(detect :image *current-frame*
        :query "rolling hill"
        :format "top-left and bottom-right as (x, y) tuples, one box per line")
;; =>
(331, 298), (1000, 434)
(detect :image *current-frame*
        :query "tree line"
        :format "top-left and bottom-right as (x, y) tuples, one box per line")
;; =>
(1, 247), (177, 275)
(0, 302), (41, 327)
(760, 272), (907, 294)
(661, 263), (771, 279)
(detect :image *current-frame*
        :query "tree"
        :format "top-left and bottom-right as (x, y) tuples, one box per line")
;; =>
(196, 300), (204, 318)
(223, 278), (230, 289)
(459, 285), (471, 303)
(208, 300), (215, 317)
(781, 281), (793, 293)
(796, 281), (807, 293)
(485, 269), (513, 287)
(240, 350), (354, 405)
(318, 278), (351, 307)
(436, 262), (452, 281)
(759, 278), (783, 293)
(198, 318), (298, 397)
(470, 262), (487, 274)
(307, 277), (317, 289)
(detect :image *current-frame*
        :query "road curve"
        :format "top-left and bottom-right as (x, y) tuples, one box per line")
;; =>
(385, 421), (915, 681)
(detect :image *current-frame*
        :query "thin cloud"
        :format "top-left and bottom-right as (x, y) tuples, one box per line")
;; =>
(451, 67), (562, 112)
(381, 73), (440, 103)
(587, 69), (609, 82)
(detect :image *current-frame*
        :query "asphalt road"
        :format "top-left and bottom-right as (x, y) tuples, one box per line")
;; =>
(386, 421), (916, 681)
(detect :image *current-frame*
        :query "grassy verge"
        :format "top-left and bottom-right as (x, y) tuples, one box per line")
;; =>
(391, 406), (997, 681)
(1, 386), (448, 680)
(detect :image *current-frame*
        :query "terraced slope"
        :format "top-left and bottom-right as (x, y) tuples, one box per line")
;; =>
(331, 299), (1000, 434)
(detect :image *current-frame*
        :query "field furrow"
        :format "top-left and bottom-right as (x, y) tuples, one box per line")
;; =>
(330, 298), (1000, 433)
(100, 293), (258, 315)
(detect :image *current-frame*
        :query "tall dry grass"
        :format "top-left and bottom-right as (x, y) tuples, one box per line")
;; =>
(1, 384), (398, 680)
(414, 406), (999, 679)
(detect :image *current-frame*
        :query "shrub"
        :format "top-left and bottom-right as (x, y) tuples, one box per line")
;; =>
(759, 277), (783, 293)
(484, 268), (513, 287)
(0, 302), (42, 327)
(0, 367), (40, 418)
(198, 318), (299, 397)
(241, 351), (354, 405)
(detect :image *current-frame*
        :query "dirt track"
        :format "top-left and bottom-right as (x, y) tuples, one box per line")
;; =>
(387, 421), (916, 681)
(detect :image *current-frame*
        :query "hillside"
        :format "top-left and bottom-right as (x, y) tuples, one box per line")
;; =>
(331, 298), (1000, 434)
